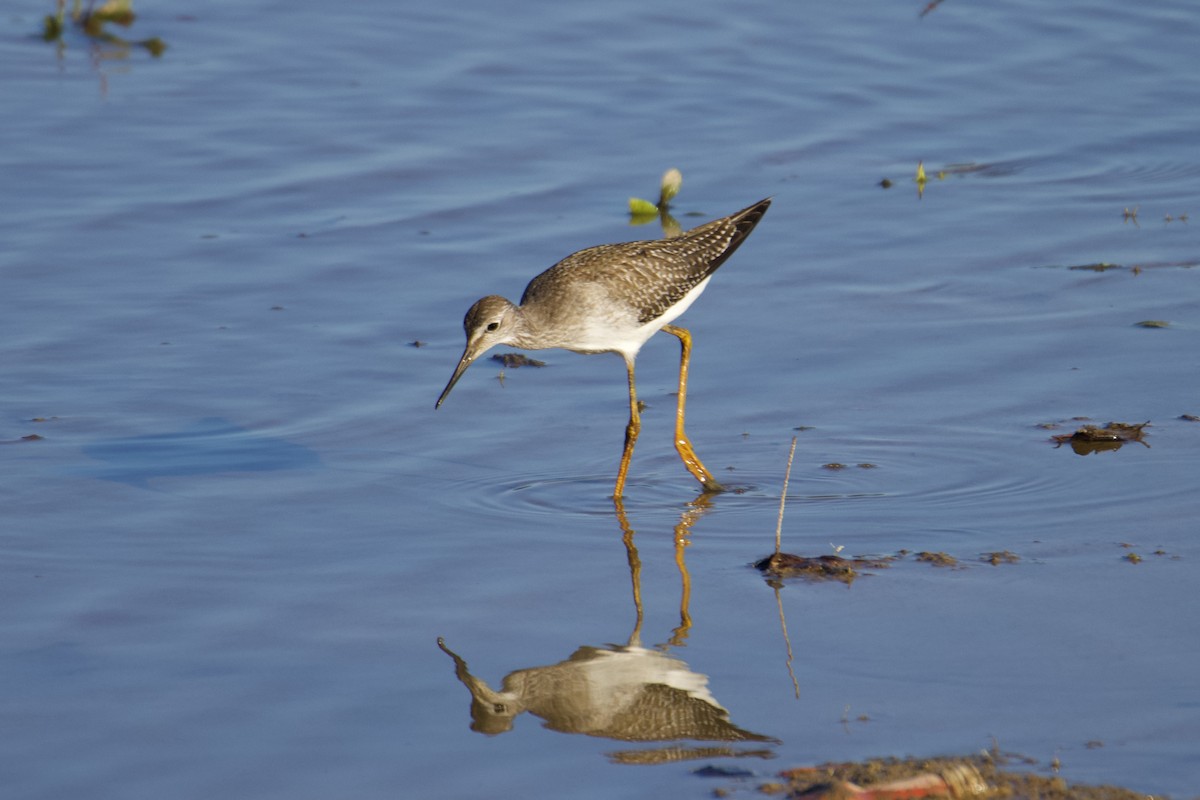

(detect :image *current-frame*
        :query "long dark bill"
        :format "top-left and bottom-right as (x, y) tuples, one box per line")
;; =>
(435, 349), (474, 409)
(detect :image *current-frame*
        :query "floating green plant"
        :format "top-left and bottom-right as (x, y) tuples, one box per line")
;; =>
(627, 197), (659, 217)
(628, 167), (683, 215)
(43, 0), (167, 57)
(628, 169), (684, 236)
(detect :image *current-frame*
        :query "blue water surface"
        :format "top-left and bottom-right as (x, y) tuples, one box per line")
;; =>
(2, 1), (1198, 798)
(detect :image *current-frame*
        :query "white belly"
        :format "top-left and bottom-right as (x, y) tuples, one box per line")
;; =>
(577, 276), (713, 359)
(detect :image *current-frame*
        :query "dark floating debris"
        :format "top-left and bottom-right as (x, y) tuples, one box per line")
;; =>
(1119, 543), (1151, 565)
(757, 548), (1031, 582)
(760, 439), (894, 585)
(1067, 262), (1123, 272)
(1056, 421), (1149, 442)
(750, 750), (1158, 800)
(692, 764), (757, 779)
(915, 551), (957, 568)
(1134, 319), (1170, 328)
(1, 434), (44, 445)
(755, 553), (895, 584)
(1051, 421), (1150, 455)
(1053, 259), (1199, 272)
(490, 353), (546, 368)
(919, 0), (949, 18)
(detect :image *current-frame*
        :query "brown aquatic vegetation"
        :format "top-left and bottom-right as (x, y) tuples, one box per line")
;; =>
(42, 0), (167, 57)
(1051, 421), (1150, 455)
(757, 438), (896, 585)
(1, 434), (45, 445)
(1058, 259), (1198, 272)
(755, 553), (896, 585)
(756, 547), (1030, 583)
(915, 551), (958, 568)
(740, 751), (1168, 799)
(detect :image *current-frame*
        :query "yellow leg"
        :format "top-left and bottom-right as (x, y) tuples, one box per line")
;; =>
(662, 325), (724, 493)
(613, 357), (640, 500)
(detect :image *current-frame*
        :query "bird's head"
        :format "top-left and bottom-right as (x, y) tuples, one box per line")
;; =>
(435, 295), (521, 408)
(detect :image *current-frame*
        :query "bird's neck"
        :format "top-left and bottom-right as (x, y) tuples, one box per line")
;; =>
(507, 305), (545, 350)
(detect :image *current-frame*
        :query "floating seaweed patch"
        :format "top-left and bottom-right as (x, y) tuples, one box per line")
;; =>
(43, 0), (167, 57)
(628, 169), (684, 237)
(914, 551), (958, 568)
(734, 749), (1159, 800)
(1067, 262), (1124, 272)
(755, 552), (895, 585)
(1051, 421), (1150, 455)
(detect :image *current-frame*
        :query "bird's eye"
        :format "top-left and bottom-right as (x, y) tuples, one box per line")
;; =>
(486, 322), (499, 332)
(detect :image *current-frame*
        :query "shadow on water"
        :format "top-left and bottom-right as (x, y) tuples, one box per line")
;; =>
(437, 496), (779, 765)
(77, 417), (321, 487)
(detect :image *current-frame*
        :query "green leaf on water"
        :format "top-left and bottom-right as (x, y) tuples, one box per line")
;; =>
(43, 14), (64, 41)
(42, 0), (168, 55)
(140, 37), (167, 56)
(94, 0), (136, 26)
(629, 197), (659, 215)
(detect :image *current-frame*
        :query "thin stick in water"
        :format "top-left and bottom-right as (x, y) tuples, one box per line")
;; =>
(775, 436), (798, 555)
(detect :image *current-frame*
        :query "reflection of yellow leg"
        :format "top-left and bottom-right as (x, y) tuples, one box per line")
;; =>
(670, 529), (693, 646)
(613, 357), (640, 500)
(662, 325), (724, 493)
(612, 498), (644, 646)
(616, 495), (712, 648)
(668, 495), (711, 646)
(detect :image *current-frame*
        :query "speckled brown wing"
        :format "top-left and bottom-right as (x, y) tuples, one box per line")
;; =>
(520, 197), (770, 325)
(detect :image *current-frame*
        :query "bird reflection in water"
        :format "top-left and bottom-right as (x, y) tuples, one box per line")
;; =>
(437, 497), (777, 765)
